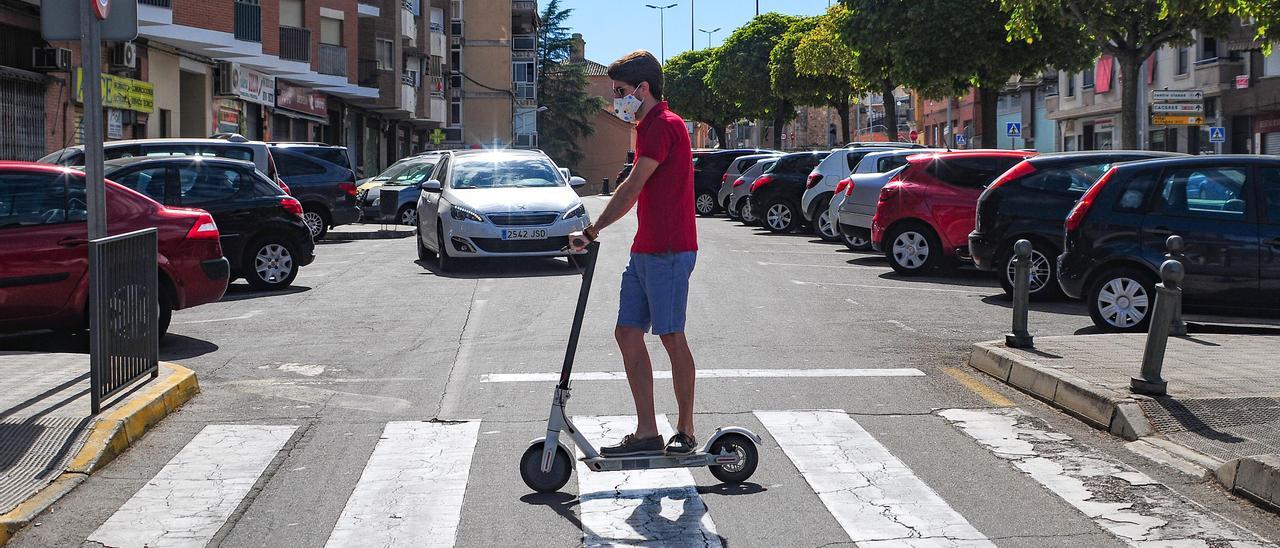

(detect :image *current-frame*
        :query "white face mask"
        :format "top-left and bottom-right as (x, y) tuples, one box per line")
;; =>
(613, 94), (643, 123)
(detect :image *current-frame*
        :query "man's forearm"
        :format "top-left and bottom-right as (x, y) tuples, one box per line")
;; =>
(592, 176), (643, 232)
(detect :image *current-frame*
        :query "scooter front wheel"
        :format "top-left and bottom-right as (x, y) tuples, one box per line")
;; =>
(520, 442), (573, 493)
(708, 433), (759, 484)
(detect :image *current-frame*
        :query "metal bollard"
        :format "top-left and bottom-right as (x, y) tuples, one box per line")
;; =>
(1131, 259), (1184, 396)
(1005, 239), (1035, 348)
(1164, 235), (1187, 336)
(600, 177), (611, 195)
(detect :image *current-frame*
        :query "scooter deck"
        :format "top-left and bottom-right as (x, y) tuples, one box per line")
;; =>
(581, 451), (739, 472)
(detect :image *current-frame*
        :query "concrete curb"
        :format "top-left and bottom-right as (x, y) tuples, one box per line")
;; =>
(325, 229), (413, 240)
(0, 363), (199, 546)
(967, 341), (1155, 440)
(1216, 455), (1280, 513)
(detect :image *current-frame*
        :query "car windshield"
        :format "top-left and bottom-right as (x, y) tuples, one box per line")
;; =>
(450, 156), (564, 189)
(386, 162), (437, 186)
(372, 161), (419, 183)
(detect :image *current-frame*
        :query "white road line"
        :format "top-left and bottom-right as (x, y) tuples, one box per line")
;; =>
(734, 250), (848, 255)
(942, 408), (1270, 546)
(326, 420), (481, 548)
(879, 320), (916, 332)
(88, 425), (296, 548)
(481, 368), (925, 383)
(574, 415), (721, 547)
(178, 309), (263, 324)
(756, 410), (993, 547)
(757, 261), (869, 269)
(791, 279), (983, 294)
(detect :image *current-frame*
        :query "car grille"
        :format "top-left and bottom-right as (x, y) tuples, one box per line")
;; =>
(471, 238), (565, 253)
(487, 212), (559, 226)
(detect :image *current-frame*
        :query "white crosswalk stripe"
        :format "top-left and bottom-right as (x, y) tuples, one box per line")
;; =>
(326, 420), (482, 548)
(88, 424), (297, 548)
(573, 415), (722, 548)
(481, 368), (925, 383)
(756, 410), (994, 547)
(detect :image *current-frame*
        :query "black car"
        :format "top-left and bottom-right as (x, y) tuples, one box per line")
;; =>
(103, 157), (316, 290)
(969, 151), (1181, 299)
(749, 151), (831, 233)
(269, 145), (360, 239)
(1058, 155), (1280, 331)
(693, 149), (773, 216)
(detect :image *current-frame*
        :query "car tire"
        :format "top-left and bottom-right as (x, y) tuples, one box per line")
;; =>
(302, 205), (330, 240)
(763, 198), (800, 233)
(998, 241), (1061, 301)
(725, 197), (738, 219)
(436, 220), (456, 272)
(885, 222), (941, 276)
(739, 199), (757, 226)
(416, 227), (436, 261)
(244, 236), (300, 290)
(841, 230), (872, 251)
(398, 204), (418, 226)
(695, 190), (717, 217)
(813, 199), (840, 242)
(1087, 266), (1156, 333)
(156, 287), (173, 339)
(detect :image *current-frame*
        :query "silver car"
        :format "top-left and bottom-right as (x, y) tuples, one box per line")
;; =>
(834, 148), (944, 250)
(719, 154), (779, 218)
(728, 158), (779, 225)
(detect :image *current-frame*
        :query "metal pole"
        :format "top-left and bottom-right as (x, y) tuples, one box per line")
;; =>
(1006, 239), (1035, 348)
(1165, 235), (1187, 336)
(1132, 259), (1183, 396)
(82, 0), (106, 415)
(691, 0), (694, 52)
(660, 9), (665, 63)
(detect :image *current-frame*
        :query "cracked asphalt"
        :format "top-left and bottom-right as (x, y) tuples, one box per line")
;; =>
(6, 195), (1280, 547)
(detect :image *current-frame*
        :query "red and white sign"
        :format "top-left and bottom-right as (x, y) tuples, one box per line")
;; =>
(909, 130), (918, 142)
(1236, 75), (1250, 89)
(91, 0), (111, 20)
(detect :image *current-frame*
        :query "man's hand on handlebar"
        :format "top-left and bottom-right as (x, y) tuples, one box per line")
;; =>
(567, 224), (598, 253)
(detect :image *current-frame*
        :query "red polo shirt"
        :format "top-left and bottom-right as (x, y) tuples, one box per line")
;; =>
(631, 101), (697, 254)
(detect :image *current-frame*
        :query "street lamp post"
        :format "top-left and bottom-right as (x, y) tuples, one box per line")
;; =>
(698, 27), (720, 48)
(646, 3), (678, 64)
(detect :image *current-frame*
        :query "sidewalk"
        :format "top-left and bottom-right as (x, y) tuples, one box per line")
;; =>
(326, 222), (414, 240)
(969, 333), (1280, 512)
(0, 352), (198, 545)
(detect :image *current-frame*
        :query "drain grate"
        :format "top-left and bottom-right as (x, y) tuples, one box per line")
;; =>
(1140, 397), (1280, 434)
(0, 416), (93, 514)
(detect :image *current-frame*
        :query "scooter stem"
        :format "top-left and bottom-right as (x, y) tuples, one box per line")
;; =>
(558, 241), (600, 390)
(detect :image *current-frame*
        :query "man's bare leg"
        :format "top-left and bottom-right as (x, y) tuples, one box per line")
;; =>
(660, 332), (695, 436)
(616, 326), (659, 438)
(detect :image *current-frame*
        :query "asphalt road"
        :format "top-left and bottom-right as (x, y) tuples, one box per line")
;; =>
(7, 196), (1279, 547)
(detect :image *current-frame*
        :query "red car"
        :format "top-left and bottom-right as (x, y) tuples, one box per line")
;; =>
(0, 162), (229, 337)
(871, 150), (1036, 275)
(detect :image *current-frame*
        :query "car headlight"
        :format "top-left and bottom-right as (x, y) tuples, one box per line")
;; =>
(450, 204), (484, 222)
(562, 203), (587, 220)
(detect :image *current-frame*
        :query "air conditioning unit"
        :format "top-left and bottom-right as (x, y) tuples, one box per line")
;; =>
(31, 47), (73, 72)
(214, 61), (239, 96)
(109, 42), (138, 69)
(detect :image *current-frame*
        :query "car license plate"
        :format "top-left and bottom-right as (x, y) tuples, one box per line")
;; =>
(501, 228), (547, 240)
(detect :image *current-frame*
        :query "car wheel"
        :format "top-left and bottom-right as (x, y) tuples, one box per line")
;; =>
(763, 199), (800, 233)
(725, 197), (738, 219)
(158, 290), (173, 339)
(398, 204), (418, 226)
(416, 224), (436, 261)
(436, 220), (455, 272)
(739, 199), (757, 225)
(302, 206), (329, 240)
(695, 190), (717, 217)
(1088, 267), (1155, 332)
(245, 237), (300, 290)
(885, 223), (940, 276)
(842, 230), (871, 251)
(999, 242), (1061, 300)
(814, 200), (839, 242)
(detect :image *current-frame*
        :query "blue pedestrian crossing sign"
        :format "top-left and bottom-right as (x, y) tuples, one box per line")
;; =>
(1208, 126), (1226, 143)
(1006, 122), (1022, 138)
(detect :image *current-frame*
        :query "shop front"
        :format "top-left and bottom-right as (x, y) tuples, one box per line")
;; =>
(74, 68), (155, 143)
(274, 80), (328, 142)
(1256, 115), (1280, 155)
(213, 63), (275, 140)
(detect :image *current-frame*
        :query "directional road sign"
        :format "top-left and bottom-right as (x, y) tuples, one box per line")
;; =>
(1151, 90), (1203, 102)
(1151, 103), (1204, 113)
(1150, 115), (1205, 126)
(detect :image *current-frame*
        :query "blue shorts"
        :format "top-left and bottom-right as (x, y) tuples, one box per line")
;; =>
(617, 251), (697, 335)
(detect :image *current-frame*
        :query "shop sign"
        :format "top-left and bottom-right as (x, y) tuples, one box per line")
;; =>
(107, 109), (123, 139)
(276, 81), (328, 118)
(223, 63), (276, 106)
(75, 68), (154, 112)
(1254, 115), (1280, 134)
(217, 105), (241, 134)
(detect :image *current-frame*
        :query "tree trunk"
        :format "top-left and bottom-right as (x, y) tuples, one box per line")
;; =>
(710, 123), (728, 149)
(978, 86), (999, 149)
(835, 95), (851, 145)
(881, 79), (899, 142)
(773, 113), (786, 150)
(1116, 50), (1142, 150)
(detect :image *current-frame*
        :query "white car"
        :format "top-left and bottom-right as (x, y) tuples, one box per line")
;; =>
(800, 145), (929, 241)
(719, 154), (779, 218)
(415, 150), (590, 271)
(728, 157), (779, 225)
(835, 148), (946, 250)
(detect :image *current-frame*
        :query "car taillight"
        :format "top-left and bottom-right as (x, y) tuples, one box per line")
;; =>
(276, 176), (291, 195)
(732, 177), (747, 188)
(988, 161), (1036, 191)
(1064, 168), (1115, 232)
(339, 182), (357, 197)
(878, 184), (900, 203)
(185, 213), (220, 240)
(806, 172), (823, 189)
(834, 178), (851, 195)
(722, 173), (729, 183)
(281, 197), (304, 217)
(750, 175), (774, 192)
(845, 180), (856, 196)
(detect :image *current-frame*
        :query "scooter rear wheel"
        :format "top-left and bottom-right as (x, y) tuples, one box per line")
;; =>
(520, 442), (573, 493)
(708, 433), (759, 484)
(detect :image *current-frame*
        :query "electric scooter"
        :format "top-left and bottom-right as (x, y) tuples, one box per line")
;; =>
(519, 242), (762, 493)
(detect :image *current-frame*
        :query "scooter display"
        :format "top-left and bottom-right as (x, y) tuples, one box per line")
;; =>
(519, 242), (762, 493)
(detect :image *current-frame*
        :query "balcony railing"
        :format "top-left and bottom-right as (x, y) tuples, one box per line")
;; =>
(234, 0), (261, 42)
(318, 44), (348, 77)
(514, 82), (536, 101)
(139, 0), (171, 7)
(279, 26), (311, 62)
(513, 35), (535, 51)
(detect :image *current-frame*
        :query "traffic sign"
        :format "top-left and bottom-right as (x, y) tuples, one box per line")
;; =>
(1005, 122), (1022, 138)
(955, 134), (968, 146)
(1150, 115), (1204, 126)
(1209, 126), (1226, 143)
(1151, 90), (1203, 102)
(93, 0), (111, 20)
(909, 129), (918, 142)
(41, 0), (137, 40)
(1151, 103), (1204, 113)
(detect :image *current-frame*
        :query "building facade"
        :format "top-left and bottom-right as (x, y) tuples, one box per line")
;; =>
(449, 0), (538, 150)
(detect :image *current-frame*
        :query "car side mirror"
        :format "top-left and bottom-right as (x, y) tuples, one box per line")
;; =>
(569, 176), (587, 188)
(420, 179), (442, 192)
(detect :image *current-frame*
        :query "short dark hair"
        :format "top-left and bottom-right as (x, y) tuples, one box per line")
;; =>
(607, 50), (663, 100)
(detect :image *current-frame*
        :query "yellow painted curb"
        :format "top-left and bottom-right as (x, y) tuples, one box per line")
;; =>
(0, 362), (199, 546)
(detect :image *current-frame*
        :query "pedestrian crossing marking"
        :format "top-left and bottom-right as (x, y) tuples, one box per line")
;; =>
(87, 424), (297, 548)
(482, 368), (926, 383)
(756, 410), (994, 547)
(573, 415), (722, 547)
(325, 420), (482, 548)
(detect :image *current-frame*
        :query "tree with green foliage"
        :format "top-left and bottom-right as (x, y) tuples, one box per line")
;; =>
(665, 48), (744, 149)
(1000, 0), (1233, 148)
(707, 13), (801, 147)
(770, 16), (855, 144)
(794, 6), (870, 143)
(830, 1), (912, 142)
(535, 0), (604, 168)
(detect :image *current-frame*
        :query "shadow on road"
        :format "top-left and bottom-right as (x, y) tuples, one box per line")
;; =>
(520, 492), (581, 530)
(160, 334), (221, 361)
(878, 269), (999, 290)
(415, 257), (579, 279)
(219, 284), (312, 302)
(696, 482), (766, 497)
(0, 330), (89, 354)
(980, 294), (1089, 317)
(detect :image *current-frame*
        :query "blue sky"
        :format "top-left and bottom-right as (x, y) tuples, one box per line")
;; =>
(561, 0), (837, 67)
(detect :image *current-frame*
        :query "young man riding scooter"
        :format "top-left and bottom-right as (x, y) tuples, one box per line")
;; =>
(568, 50), (699, 457)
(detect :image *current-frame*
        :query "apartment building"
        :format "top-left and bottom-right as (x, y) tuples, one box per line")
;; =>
(449, 0), (538, 149)
(920, 90), (981, 148)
